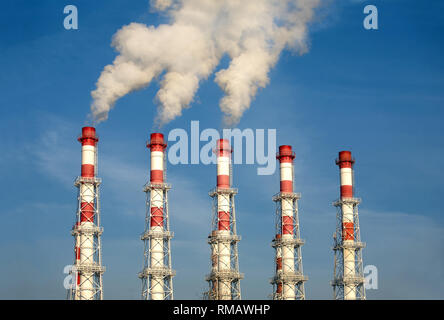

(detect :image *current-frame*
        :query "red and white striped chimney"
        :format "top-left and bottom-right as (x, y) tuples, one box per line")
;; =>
(276, 145), (296, 299)
(216, 139), (232, 299)
(336, 150), (356, 300)
(207, 138), (242, 300)
(77, 126), (98, 300)
(147, 133), (167, 300)
(216, 139), (231, 227)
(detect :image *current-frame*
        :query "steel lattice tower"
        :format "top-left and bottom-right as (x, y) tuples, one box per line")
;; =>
(331, 151), (366, 300)
(205, 139), (243, 300)
(271, 145), (307, 300)
(139, 133), (175, 300)
(68, 126), (105, 300)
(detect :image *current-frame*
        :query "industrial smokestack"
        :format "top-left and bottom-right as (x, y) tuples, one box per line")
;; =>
(205, 139), (243, 300)
(332, 151), (366, 300)
(139, 133), (175, 300)
(69, 127), (105, 300)
(271, 145), (307, 300)
(90, 0), (320, 126)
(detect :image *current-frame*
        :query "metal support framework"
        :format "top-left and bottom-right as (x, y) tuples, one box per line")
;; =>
(139, 149), (175, 300)
(204, 187), (243, 300)
(68, 178), (105, 300)
(332, 198), (366, 300)
(271, 192), (307, 300)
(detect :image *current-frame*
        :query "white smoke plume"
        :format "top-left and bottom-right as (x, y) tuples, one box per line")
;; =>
(91, 0), (320, 126)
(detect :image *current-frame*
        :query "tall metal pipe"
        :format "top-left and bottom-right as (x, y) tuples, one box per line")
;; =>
(69, 126), (105, 300)
(332, 151), (366, 300)
(338, 151), (356, 300)
(271, 145), (307, 300)
(139, 133), (175, 300)
(205, 139), (243, 300)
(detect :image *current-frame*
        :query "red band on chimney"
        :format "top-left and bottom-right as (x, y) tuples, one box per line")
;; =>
(277, 145), (295, 162)
(218, 211), (230, 231)
(280, 181), (293, 193)
(282, 216), (294, 234)
(340, 185), (353, 198)
(81, 164), (95, 178)
(80, 202), (95, 223)
(150, 207), (164, 227)
(217, 175), (230, 189)
(147, 133), (167, 151)
(215, 139), (232, 157)
(78, 127), (98, 145)
(150, 170), (164, 183)
(342, 222), (355, 241)
(336, 151), (354, 168)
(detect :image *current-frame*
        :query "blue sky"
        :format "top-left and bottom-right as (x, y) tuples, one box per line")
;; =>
(0, 0), (443, 299)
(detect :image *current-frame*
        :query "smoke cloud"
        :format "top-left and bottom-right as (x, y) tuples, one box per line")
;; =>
(91, 0), (320, 126)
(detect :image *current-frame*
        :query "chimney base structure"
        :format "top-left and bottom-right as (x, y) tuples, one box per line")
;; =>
(331, 151), (366, 300)
(271, 145), (307, 300)
(139, 133), (175, 300)
(68, 126), (105, 300)
(205, 139), (243, 300)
